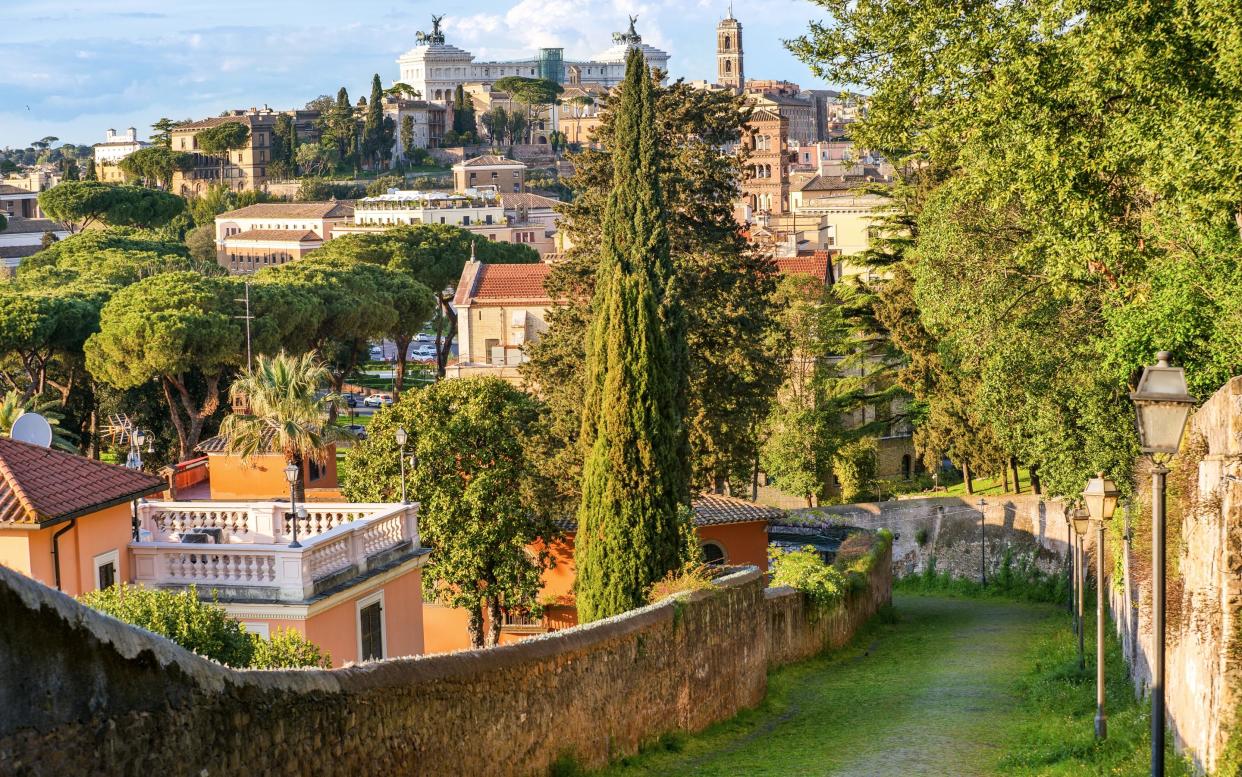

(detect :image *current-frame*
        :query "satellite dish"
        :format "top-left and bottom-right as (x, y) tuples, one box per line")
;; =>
(11, 413), (53, 448)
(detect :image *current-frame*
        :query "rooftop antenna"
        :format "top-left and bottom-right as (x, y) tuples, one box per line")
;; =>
(11, 413), (53, 448)
(235, 281), (253, 370)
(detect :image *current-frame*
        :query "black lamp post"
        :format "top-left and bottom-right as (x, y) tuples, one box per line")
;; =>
(1131, 351), (1194, 777)
(395, 426), (409, 504)
(1083, 472), (1120, 739)
(284, 462), (302, 549)
(978, 498), (987, 586)
(1072, 505), (1090, 671)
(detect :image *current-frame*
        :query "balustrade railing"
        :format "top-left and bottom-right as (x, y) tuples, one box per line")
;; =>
(130, 502), (420, 602)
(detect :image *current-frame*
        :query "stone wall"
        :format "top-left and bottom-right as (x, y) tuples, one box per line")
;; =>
(1110, 376), (1242, 774)
(0, 549), (891, 777)
(793, 494), (1076, 581)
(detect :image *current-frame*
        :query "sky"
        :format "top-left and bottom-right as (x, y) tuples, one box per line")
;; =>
(0, 0), (835, 149)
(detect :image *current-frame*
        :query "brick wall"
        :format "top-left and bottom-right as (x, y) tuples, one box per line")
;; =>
(0, 549), (891, 777)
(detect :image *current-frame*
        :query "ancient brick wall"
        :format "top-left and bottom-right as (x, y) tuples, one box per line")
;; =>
(795, 494), (1076, 581)
(1110, 376), (1242, 774)
(0, 551), (890, 777)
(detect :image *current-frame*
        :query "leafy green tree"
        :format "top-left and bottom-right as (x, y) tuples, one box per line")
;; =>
(218, 351), (349, 498)
(83, 158), (97, 181)
(400, 114), (417, 160)
(269, 114), (297, 180)
(325, 87), (358, 170)
(184, 224), (216, 267)
(249, 627), (331, 669)
(80, 584), (255, 667)
(380, 273), (437, 401)
(150, 118), (178, 148)
(343, 377), (559, 647)
(574, 49), (691, 623)
(195, 122), (251, 185)
(119, 146), (195, 189)
(481, 106), (509, 144)
(307, 224), (539, 377)
(452, 85), (477, 142)
(38, 182), (185, 232)
(85, 272), (242, 460)
(493, 76), (563, 144)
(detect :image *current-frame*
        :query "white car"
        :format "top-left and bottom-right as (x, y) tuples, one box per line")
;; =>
(414, 333), (433, 343)
(362, 394), (393, 408)
(411, 344), (437, 360)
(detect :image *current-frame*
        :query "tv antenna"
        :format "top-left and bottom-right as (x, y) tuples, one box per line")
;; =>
(235, 281), (254, 370)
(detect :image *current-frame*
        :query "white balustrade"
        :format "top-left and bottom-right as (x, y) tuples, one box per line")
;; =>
(130, 503), (420, 602)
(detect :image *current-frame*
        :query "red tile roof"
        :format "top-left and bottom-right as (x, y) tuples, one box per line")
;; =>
(218, 202), (354, 220)
(454, 261), (553, 306)
(775, 251), (834, 285)
(0, 437), (165, 527)
(223, 229), (323, 243)
(557, 494), (784, 532)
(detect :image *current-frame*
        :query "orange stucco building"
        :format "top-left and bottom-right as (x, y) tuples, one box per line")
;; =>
(195, 433), (339, 500)
(421, 494), (782, 654)
(0, 438), (166, 597)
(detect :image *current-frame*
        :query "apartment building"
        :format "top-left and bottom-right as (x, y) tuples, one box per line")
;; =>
(214, 201), (354, 274)
(452, 155), (527, 193)
(169, 109), (281, 196)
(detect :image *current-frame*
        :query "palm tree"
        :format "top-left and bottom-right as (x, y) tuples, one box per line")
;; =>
(0, 390), (78, 452)
(218, 352), (351, 499)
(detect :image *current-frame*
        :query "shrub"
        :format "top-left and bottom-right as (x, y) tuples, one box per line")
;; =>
(833, 531), (875, 569)
(80, 583), (254, 667)
(915, 526), (930, 546)
(648, 564), (718, 603)
(832, 437), (878, 503)
(769, 546), (847, 607)
(249, 627), (332, 669)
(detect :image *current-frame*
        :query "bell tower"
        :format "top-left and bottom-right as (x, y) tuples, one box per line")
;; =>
(717, 5), (744, 93)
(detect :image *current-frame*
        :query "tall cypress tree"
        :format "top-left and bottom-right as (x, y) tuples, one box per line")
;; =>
(364, 74), (385, 169)
(574, 47), (691, 623)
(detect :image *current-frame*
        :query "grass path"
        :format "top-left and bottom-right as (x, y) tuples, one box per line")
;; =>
(595, 596), (1054, 777)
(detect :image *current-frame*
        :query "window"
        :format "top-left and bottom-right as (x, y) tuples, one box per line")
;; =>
(357, 591), (385, 661)
(94, 549), (119, 591)
(309, 458), (324, 482)
(700, 541), (727, 566)
(242, 622), (270, 640)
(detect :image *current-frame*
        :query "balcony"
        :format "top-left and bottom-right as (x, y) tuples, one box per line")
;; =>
(130, 501), (422, 603)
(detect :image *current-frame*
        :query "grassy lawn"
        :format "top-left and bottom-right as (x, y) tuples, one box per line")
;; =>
(585, 594), (1191, 777)
(941, 467), (1036, 498)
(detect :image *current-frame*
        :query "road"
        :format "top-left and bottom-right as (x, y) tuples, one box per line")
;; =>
(598, 596), (1059, 777)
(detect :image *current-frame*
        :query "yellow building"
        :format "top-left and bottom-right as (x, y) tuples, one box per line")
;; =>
(447, 259), (553, 384)
(169, 109), (281, 196)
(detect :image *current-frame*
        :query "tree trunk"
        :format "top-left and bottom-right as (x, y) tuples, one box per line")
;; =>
(1001, 466), (1010, 493)
(963, 461), (974, 495)
(1030, 464), (1042, 495)
(162, 373), (220, 461)
(392, 335), (412, 402)
(290, 452), (307, 502)
(486, 598), (503, 648)
(434, 296), (459, 380)
(1010, 457), (1023, 494)
(467, 603), (484, 649)
(750, 454), (760, 501)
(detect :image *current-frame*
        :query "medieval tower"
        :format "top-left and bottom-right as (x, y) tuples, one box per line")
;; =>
(717, 7), (744, 92)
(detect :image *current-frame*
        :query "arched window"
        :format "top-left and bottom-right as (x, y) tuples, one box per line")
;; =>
(723, 35), (731, 51)
(725, 60), (732, 73)
(700, 541), (727, 566)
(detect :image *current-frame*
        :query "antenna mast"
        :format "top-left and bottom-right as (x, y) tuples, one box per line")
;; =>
(235, 281), (254, 370)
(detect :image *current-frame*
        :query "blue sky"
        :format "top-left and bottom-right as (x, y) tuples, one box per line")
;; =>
(1, 0), (835, 148)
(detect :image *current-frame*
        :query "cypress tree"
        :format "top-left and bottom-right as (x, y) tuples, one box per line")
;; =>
(364, 74), (385, 168)
(574, 47), (691, 623)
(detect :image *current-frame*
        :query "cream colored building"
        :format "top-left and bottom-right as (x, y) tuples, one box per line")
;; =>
(447, 260), (553, 384)
(169, 109), (282, 196)
(385, 97), (447, 156)
(214, 202), (354, 274)
(92, 128), (149, 165)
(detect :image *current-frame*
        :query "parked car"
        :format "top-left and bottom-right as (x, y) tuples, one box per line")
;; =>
(414, 332), (433, 343)
(363, 394), (393, 408)
(344, 424), (368, 440)
(411, 344), (437, 360)
(340, 392), (359, 408)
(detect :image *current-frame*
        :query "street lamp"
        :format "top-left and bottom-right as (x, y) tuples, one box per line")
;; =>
(1084, 472), (1120, 740)
(284, 462), (302, 548)
(1066, 503), (1076, 622)
(1131, 351), (1194, 776)
(978, 498), (987, 586)
(1072, 504), (1090, 671)
(395, 426), (409, 504)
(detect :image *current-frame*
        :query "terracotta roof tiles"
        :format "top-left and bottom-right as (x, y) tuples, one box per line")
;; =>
(457, 154), (526, 169)
(775, 251), (834, 284)
(556, 494), (784, 532)
(0, 437), (165, 528)
(217, 202), (353, 220)
(454, 261), (553, 306)
(223, 229), (322, 243)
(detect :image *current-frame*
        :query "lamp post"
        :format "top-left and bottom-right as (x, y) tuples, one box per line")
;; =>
(1072, 505), (1090, 671)
(978, 498), (987, 586)
(1067, 505), (1076, 623)
(1131, 351), (1194, 777)
(1084, 472), (1120, 740)
(284, 462), (302, 549)
(395, 426), (409, 504)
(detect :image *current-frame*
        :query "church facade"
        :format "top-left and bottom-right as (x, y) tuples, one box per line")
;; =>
(396, 15), (670, 102)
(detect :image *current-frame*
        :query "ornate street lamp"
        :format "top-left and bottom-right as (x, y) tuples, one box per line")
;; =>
(1083, 472), (1120, 740)
(1131, 351), (1194, 777)
(395, 426), (409, 504)
(284, 462), (302, 549)
(1072, 504), (1090, 671)
(977, 498), (987, 586)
